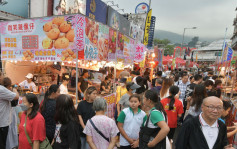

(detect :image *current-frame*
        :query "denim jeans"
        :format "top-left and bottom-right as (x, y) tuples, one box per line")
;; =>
(80, 136), (89, 149)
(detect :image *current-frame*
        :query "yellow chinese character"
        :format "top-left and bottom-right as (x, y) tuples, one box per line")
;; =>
(14, 38), (16, 42)
(5, 43), (7, 47)
(14, 43), (17, 47)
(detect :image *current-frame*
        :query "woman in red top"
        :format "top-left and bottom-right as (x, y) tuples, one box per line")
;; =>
(160, 86), (183, 145)
(18, 93), (46, 149)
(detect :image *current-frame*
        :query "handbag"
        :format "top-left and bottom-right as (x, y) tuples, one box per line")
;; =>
(89, 119), (110, 142)
(24, 115), (52, 149)
(139, 110), (166, 149)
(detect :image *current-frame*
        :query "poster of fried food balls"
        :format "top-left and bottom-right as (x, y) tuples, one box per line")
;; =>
(42, 16), (76, 50)
(58, 49), (77, 62)
(22, 50), (34, 61)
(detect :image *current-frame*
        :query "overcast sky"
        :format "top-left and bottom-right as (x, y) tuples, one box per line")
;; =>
(103, 0), (236, 40)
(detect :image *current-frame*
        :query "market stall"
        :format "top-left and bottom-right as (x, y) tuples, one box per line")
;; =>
(0, 13), (146, 119)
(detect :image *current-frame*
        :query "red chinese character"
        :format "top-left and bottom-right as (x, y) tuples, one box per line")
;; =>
(29, 23), (34, 30)
(136, 46), (141, 52)
(24, 23), (28, 30)
(8, 25), (12, 31)
(18, 24), (23, 30)
(13, 25), (17, 31)
(140, 46), (144, 53)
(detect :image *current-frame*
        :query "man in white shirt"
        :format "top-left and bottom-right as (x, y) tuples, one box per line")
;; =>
(0, 85), (19, 149)
(19, 73), (37, 92)
(176, 96), (234, 149)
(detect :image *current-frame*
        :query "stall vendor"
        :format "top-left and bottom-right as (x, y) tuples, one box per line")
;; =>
(19, 73), (37, 92)
(59, 74), (70, 94)
(100, 76), (111, 94)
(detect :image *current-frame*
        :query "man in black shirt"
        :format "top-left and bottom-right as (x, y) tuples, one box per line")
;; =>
(176, 96), (233, 149)
(152, 71), (162, 87)
(78, 70), (92, 100)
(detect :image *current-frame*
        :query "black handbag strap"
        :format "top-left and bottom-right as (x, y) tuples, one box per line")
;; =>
(89, 119), (110, 142)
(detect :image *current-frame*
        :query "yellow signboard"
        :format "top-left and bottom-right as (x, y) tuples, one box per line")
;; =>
(143, 9), (152, 45)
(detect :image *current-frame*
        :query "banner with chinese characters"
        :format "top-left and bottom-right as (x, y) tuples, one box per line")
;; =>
(0, 14), (85, 61)
(84, 17), (99, 60)
(86, 0), (107, 24)
(143, 9), (152, 45)
(134, 44), (146, 62)
(116, 32), (125, 62)
(104, 93), (116, 119)
(108, 28), (117, 61)
(98, 23), (109, 61)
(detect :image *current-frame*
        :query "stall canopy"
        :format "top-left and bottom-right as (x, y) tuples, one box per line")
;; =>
(0, 14), (146, 65)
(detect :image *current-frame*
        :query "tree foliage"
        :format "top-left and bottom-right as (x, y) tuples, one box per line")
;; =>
(153, 38), (174, 56)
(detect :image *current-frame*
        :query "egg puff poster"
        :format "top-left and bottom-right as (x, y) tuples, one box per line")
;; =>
(0, 14), (85, 62)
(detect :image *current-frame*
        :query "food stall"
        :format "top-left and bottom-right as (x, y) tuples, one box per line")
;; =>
(0, 13), (146, 119)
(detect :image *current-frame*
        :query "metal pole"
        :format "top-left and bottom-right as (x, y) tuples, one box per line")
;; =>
(76, 52), (78, 105)
(219, 28), (228, 78)
(28, 0), (31, 18)
(181, 28), (186, 58)
(149, 0), (151, 9)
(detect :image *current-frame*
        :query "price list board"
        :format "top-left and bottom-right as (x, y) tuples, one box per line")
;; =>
(22, 35), (38, 49)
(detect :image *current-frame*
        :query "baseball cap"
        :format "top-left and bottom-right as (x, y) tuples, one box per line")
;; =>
(26, 73), (33, 79)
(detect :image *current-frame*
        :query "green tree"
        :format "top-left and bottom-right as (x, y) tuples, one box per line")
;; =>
(153, 38), (174, 56)
(188, 36), (199, 47)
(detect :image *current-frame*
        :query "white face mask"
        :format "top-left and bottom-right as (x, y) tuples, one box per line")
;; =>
(120, 83), (125, 86)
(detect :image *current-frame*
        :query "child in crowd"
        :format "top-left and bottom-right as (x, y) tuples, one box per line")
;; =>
(117, 94), (147, 149)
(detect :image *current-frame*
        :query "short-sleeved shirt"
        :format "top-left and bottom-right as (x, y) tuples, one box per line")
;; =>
(0, 85), (16, 127)
(143, 107), (165, 128)
(116, 86), (127, 104)
(59, 84), (68, 94)
(100, 81), (109, 91)
(19, 80), (37, 92)
(83, 115), (119, 149)
(18, 112), (46, 149)
(160, 98), (183, 128)
(117, 107), (147, 146)
(78, 77), (89, 93)
(119, 93), (130, 110)
(77, 100), (95, 137)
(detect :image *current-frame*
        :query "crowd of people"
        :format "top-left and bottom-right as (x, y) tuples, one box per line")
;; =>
(0, 67), (236, 149)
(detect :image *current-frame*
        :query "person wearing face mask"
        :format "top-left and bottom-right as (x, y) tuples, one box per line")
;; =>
(18, 93), (46, 149)
(115, 78), (127, 120)
(19, 73), (37, 92)
(117, 82), (140, 116)
(40, 84), (60, 143)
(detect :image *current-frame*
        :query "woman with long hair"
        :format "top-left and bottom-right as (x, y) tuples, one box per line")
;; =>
(214, 79), (222, 98)
(77, 86), (97, 149)
(18, 93), (46, 149)
(160, 78), (174, 99)
(161, 86), (183, 146)
(140, 90), (170, 148)
(53, 94), (81, 149)
(186, 85), (207, 120)
(40, 84), (60, 143)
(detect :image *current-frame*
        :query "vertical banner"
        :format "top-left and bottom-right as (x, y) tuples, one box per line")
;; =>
(104, 93), (116, 119)
(143, 9), (152, 45)
(108, 28), (117, 61)
(147, 16), (156, 48)
(84, 18), (99, 60)
(116, 32), (124, 62)
(98, 24), (109, 61)
(134, 44), (146, 62)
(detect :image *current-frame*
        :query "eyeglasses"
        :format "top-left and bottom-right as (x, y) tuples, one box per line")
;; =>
(203, 104), (223, 111)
